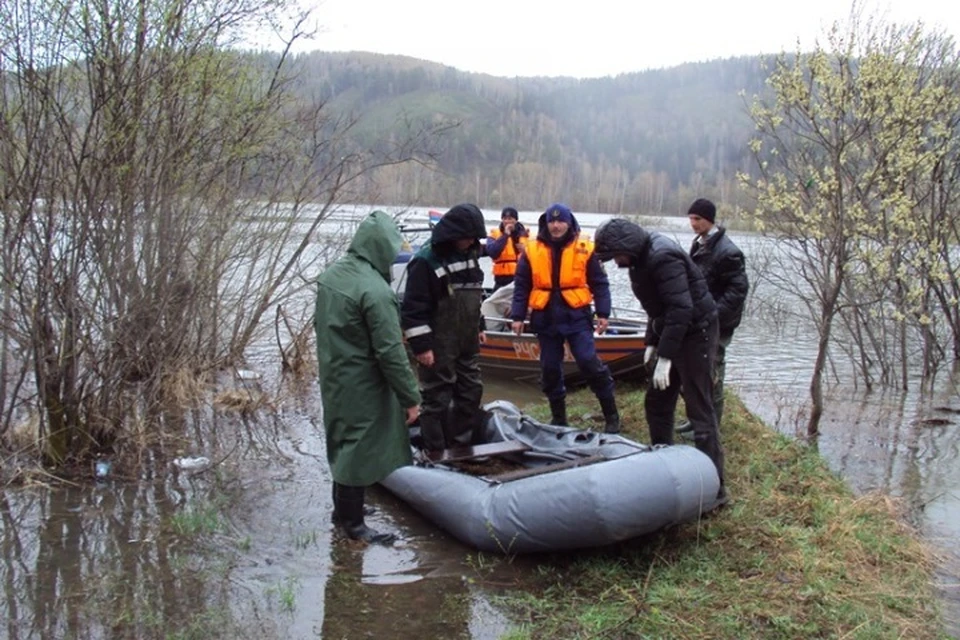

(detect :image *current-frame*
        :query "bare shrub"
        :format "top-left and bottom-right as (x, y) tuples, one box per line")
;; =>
(0, 1), (447, 467)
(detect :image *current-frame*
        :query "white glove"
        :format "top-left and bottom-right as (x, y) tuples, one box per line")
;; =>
(652, 357), (672, 390)
(644, 346), (657, 365)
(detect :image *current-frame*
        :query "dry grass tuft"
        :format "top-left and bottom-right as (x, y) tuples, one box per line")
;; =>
(213, 389), (274, 415)
(162, 367), (212, 407)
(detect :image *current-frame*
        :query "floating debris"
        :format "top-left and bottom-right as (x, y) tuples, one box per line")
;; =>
(173, 456), (211, 471)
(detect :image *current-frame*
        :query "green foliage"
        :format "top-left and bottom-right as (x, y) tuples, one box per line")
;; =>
(266, 576), (300, 614)
(169, 502), (223, 537)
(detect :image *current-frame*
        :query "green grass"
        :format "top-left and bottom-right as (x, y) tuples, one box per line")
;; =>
(168, 502), (222, 536)
(266, 576), (300, 614)
(492, 383), (948, 639)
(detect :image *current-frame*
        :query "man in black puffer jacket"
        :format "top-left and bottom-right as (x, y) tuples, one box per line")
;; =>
(595, 218), (727, 506)
(687, 198), (749, 426)
(401, 204), (488, 453)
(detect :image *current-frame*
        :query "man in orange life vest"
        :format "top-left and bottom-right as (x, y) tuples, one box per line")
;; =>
(509, 203), (620, 433)
(486, 206), (529, 290)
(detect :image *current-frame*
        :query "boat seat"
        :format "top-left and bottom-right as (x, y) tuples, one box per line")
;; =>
(425, 440), (530, 463)
(483, 454), (607, 483)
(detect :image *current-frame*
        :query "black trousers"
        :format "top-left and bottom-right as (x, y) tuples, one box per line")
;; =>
(645, 316), (725, 485)
(417, 290), (484, 451)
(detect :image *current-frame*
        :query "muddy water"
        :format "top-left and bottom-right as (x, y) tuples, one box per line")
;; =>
(1, 211), (958, 638)
(0, 375), (526, 639)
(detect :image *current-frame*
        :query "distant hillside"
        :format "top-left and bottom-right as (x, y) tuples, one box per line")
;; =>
(282, 51), (776, 215)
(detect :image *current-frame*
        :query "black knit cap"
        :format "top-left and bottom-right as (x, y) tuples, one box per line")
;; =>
(687, 198), (716, 223)
(501, 206), (519, 220)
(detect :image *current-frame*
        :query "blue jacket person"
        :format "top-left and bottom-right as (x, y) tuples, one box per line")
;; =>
(509, 203), (620, 433)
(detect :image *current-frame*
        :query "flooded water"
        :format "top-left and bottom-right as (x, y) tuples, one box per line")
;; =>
(1, 208), (958, 638)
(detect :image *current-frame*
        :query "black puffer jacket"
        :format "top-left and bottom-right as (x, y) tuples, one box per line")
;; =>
(595, 218), (716, 361)
(400, 204), (487, 354)
(690, 227), (748, 334)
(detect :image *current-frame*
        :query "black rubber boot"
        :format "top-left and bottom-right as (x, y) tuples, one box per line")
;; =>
(549, 398), (568, 426)
(417, 414), (447, 453)
(714, 485), (730, 509)
(332, 482), (374, 523)
(333, 484), (395, 545)
(600, 396), (621, 434)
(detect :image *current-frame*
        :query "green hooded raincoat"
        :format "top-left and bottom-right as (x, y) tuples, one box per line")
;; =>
(315, 211), (421, 486)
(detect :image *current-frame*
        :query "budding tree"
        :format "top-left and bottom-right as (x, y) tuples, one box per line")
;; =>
(740, 18), (960, 435)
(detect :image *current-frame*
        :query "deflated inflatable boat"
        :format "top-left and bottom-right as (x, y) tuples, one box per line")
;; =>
(380, 400), (721, 554)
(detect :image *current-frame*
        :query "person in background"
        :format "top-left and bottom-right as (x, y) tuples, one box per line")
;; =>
(510, 203), (621, 433)
(315, 211), (421, 545)
(687, 198), (749, 427)
(486, 206), (529, 290)
(594, 217), (727, 507)
(401, 203), (488, 453)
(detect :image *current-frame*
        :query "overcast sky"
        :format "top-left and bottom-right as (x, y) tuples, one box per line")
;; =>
(280, 0), (959, 77)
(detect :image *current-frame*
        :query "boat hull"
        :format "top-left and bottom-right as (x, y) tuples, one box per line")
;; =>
(381, 401), (720, 554)
(479, 330), (647, 382)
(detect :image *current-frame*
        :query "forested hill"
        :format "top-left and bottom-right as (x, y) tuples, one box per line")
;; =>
(281, 50), (776, 215)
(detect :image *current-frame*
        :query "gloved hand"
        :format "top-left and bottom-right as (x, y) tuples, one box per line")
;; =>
(652, 357), (672, 390)
(644, 346), (657, 365)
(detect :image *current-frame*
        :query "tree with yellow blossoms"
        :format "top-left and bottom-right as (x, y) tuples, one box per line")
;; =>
(740, 18), (960, 435)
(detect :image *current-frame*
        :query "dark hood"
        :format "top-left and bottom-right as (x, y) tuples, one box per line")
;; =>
(431, 203), (487, 252)
(594, 218), (650, 261)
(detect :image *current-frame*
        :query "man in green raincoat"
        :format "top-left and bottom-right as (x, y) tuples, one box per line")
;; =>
(315, 211), (422, 545)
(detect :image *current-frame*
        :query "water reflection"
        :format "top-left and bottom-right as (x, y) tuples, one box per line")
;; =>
(0, 393), (516, 639)
(0, 480), (248, 639)
(322, 542), (470, 638)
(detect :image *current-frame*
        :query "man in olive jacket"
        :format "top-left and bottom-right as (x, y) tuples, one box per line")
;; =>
(315, 211), (422, 545)
(687, 198), (749, 425)
(595, 217), (727, 506)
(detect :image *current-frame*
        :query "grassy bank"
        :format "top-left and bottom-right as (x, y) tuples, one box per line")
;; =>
(490, 383), (947, 640)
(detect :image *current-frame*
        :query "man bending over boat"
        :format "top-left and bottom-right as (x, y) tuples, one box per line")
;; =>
(315, 211), (422, 545)
(509, 203), (621, 433)
(595, 218), (728, 507)
(401, 203), (488, 453)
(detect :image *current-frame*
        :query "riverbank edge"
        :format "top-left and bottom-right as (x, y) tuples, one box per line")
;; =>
(486, 383), (949, 640)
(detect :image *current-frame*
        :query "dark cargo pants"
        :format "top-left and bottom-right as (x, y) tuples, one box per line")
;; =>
(417, 289), (484, 451)
(644, 316), (725, 486)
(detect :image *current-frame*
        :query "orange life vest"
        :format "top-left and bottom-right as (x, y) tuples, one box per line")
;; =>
(489, 228), (524, 277)
(524, 236), (595, 310)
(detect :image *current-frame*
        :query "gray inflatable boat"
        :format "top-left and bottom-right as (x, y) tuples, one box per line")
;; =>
(381, 400), (721, 554)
